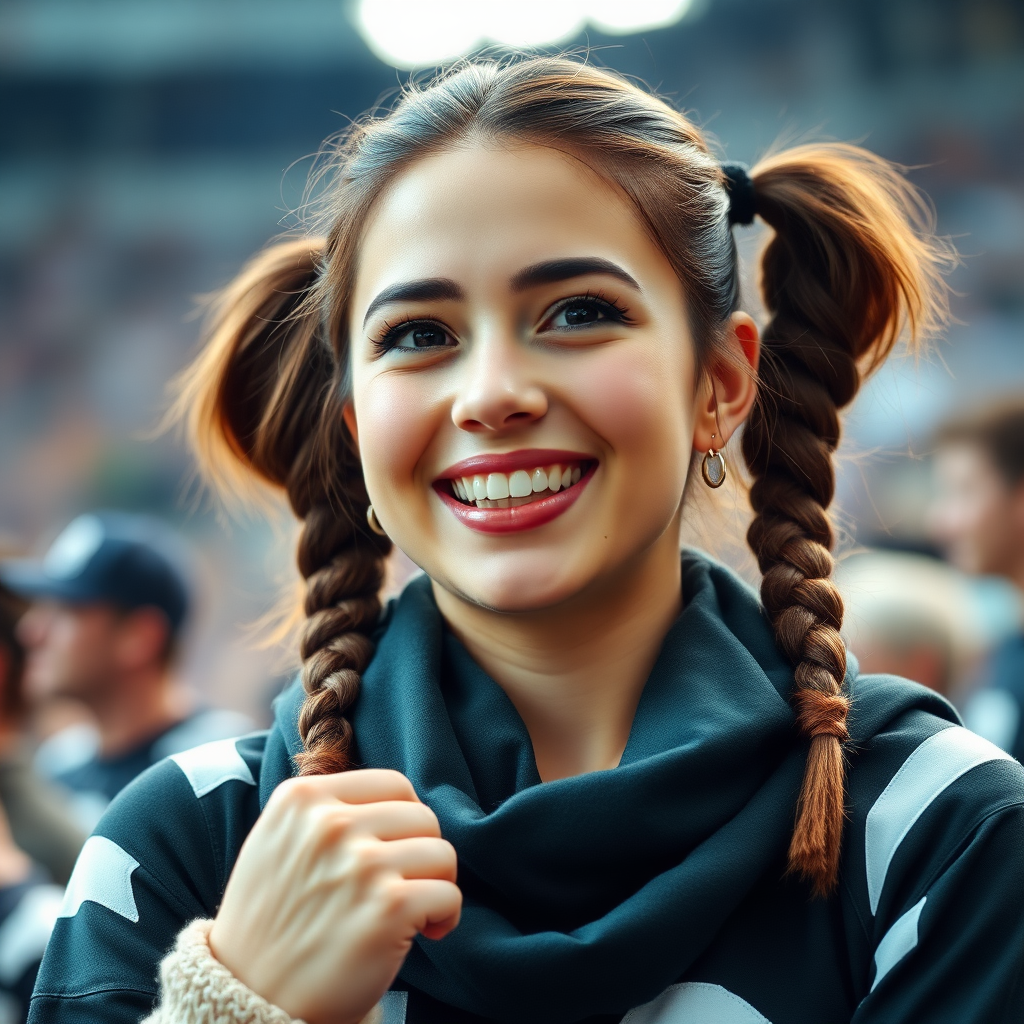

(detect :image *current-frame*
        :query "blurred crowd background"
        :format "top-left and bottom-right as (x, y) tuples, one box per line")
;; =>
(1, 0), (1023, 724)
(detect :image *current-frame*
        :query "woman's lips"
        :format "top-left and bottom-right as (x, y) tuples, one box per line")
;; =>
(434, 461), (597, 534)
(438, 448), (593, 479)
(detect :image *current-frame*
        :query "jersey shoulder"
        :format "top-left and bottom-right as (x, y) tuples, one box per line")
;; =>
(845, 674), (1024, 915)
(30, 732), (270, 1023)
(835, 674), (1024, 1019)
(841, 676), (1024, 990)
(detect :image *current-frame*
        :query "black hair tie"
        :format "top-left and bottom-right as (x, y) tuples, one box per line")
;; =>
(721, 162), (756, 227)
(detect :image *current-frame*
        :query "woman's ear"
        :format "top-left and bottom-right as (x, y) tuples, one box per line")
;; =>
(342, 401), (360, 455)
(692, 312), (760, 454)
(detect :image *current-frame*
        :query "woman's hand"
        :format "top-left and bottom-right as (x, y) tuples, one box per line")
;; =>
(208, 769), (461, 1024)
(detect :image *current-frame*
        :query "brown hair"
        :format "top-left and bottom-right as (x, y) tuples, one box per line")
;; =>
(935, 396), (1024, 487)
(171, 56), (950, 894)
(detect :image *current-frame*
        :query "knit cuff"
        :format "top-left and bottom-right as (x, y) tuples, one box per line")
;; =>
(143, 918), (306, 1024)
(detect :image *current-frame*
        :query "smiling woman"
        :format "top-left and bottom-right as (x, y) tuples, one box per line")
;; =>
(30, 55), (1024, 1024)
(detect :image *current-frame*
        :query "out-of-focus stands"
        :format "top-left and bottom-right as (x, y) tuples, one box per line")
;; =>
(0, 512), (254, 1023)
(838, 549), (979, 701)
(840, 397), (1024, 760)
(927, 398), (1024, 757)
(0, 583), (84, 1022)
(2, 512), (253, 832)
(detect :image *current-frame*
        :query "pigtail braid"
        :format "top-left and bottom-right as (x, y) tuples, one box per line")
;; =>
(740, 145), (951, 895)
(171, 237), (392, 778)
(293, 487), (391, 776)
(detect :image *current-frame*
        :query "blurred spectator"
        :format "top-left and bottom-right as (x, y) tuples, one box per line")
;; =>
(837, 550), (980, 700)
(927, 398), (1024, 757)
(0, 582), (82, 1024)
(0, 512), (252, 831)
(0, 584), (84, 885)
(0, 799), (64, 1024)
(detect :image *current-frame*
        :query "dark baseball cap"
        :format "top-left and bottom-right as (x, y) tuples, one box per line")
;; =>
(0, 512), (192, 634)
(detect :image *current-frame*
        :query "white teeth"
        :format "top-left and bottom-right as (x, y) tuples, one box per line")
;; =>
(486, 473), (510, 500)
(449, 461), (589, 507)
(509, 469), (533, 498)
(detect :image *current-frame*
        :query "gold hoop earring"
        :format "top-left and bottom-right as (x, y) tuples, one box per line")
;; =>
(701, 436), (727, 489)
(366, 504), (387, 536)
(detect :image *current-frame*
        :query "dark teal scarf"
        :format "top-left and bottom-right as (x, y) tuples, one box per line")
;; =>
(273, 555), (814, 1021)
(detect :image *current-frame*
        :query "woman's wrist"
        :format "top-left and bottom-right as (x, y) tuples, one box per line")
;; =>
(152, 920), (385, 1024)
(148, 918), (307, 1024)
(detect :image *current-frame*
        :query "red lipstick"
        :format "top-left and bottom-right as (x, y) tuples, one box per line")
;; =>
(433, 451), (597, 535)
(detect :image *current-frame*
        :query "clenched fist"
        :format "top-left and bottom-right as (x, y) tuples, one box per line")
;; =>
(209, 769), (461, 1024)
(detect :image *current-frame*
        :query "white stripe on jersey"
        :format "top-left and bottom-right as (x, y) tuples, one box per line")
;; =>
(58, 836), (140, 924)
(872, 895), (927, 992)
(623, 982), (771, 1023)
(170, 737), (255, 798)
(865, 725), (1012, 915)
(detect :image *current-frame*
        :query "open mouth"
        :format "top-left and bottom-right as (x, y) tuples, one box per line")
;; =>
(444, 460), (590, 508)
(433, 451), (598, 534)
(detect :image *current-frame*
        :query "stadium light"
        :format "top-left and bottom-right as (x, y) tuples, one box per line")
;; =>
(353, 0), (694, 69)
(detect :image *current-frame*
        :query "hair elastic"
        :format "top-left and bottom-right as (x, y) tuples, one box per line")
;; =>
(721, 162), (756, 227)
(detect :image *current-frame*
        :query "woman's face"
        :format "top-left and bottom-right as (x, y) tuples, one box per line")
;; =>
(346, 143), (702, 613)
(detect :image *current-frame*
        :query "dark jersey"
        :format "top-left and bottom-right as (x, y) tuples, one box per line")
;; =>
(29, 557), (1024, 1023)
(30, 696), (1024, 1022)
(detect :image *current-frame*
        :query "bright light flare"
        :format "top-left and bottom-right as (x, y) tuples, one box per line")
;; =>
(354, 0), (694, 69)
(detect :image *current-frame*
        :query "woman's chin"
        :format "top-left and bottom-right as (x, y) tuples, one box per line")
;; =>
(429, 555), (598, 616)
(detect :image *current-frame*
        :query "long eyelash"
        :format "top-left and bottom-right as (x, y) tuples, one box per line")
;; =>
(371, 291), (631, 352)
(371, 316), (441, 354)
(549, 290), (635, 326)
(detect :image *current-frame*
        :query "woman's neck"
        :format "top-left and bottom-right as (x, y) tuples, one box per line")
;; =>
(433, 528), (683, 781)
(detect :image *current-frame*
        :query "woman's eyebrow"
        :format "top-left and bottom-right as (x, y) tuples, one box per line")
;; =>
(509, 257), (640, 293)
(362, 278), (464, 328)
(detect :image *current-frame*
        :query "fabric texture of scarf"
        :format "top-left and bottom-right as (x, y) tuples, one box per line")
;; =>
(272, 553), (820, 1021)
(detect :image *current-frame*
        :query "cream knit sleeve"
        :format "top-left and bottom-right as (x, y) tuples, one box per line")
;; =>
(142, 919), (389, 1024)
(141, 918), (306, 1024)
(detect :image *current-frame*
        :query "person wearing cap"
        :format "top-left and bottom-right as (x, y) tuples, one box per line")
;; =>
(1, 512), (252, 831)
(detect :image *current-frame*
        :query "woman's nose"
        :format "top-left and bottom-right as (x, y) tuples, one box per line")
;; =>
(451, 340), (548, 433)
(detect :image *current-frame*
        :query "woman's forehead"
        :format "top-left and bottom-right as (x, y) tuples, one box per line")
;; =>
(351, 142), (672, 307)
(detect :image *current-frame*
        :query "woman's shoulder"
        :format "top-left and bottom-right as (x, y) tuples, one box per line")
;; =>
(102, 730), (268, 873)
(845, 669), (1023, 818)
(30, 732), (272, 1023)
(836, 671), (1024, 1013)
(841, 670), (1024, 940)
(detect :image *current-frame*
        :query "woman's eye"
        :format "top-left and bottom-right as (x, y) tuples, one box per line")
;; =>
(546, 297), (625, 330)
(384, 322), (456, 351)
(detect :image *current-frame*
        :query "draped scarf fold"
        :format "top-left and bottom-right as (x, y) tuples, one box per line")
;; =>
(273, 553), (811, 1022)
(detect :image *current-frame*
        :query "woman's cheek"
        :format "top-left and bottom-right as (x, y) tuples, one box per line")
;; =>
(355, 372), (441, 499)
(571, 345), (692, 466)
